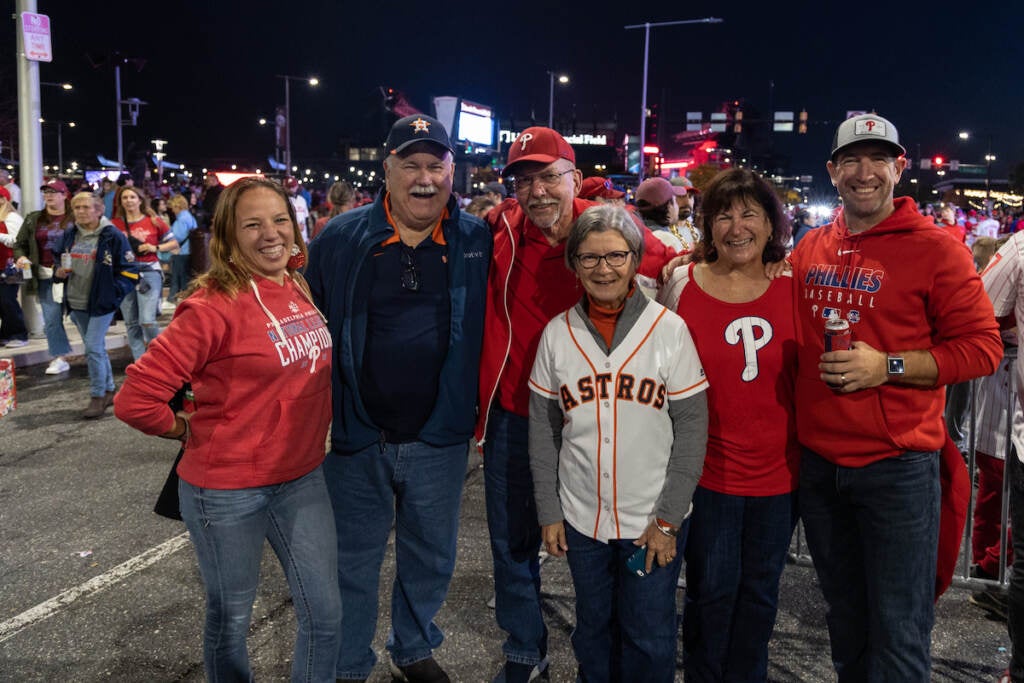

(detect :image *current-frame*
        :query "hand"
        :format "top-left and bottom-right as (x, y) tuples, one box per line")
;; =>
(764, 259), (791, 280)
(160, 410), (194, 442)
(635, 521), (678, 573)
(541, 521), (568, 558)
(15, 257), (31, 268)
(56, 267), (72, 278)
(660, 253), (692, 286)
(140, 243), (157, 254)
(819, 341), (888, 392)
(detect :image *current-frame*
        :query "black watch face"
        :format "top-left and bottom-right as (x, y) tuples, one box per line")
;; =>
(888, 357), (905, 375)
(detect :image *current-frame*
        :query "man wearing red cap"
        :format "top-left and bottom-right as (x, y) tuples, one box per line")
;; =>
(477, 127), (675, 682)
(578, 176), (625, 205)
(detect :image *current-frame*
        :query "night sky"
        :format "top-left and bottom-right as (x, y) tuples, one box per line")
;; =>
(5, 1), (1024, 184)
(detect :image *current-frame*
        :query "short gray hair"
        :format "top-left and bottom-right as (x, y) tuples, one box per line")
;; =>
(564, 204), (645, 272)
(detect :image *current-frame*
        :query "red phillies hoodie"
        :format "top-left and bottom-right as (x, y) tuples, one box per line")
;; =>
(791, 197), (1001, 466)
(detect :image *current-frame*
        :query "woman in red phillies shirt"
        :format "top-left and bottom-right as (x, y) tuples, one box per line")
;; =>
(111, 186), (177, 360)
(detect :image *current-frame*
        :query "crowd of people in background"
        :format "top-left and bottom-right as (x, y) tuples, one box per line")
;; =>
(4, 109), (1024, 682)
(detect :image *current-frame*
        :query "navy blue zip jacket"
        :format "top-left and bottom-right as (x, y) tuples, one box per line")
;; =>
(56, 219), (139, 316)
(306, 191), (491, 454)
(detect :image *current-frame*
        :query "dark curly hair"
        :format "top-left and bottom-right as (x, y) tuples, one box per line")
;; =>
(694, 168), (790, 265)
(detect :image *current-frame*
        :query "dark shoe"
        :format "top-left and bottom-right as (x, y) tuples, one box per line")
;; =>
(82, 396), (107, 419)
(970, 588), (1008, 621)
(493, 658), (550, 683)
(390, 657), (450, 683)
(971, 564), (998, 581)
(103, 389), (116, 408)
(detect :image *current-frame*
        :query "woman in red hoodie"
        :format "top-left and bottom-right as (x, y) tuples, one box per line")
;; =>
(114, 176), (340, 682)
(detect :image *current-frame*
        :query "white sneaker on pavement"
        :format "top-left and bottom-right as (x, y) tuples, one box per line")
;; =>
(45, 358), (70, 374)
(4, 339), (29, 348)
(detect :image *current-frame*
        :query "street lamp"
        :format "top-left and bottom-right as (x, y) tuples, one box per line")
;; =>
(547, 71), (569, 129)
(625, 17), (723, 180)
(276, 75), (320, 174)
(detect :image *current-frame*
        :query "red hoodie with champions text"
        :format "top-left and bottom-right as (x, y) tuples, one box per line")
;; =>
(790, 196), (1001, 466)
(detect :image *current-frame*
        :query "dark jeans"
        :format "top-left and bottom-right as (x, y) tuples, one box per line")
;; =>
(564, 523), (683, 683)
(799, 448), (939, 683)
(0, 282), (27, 342)
(1008, 452), (1024, 682)
(682, 486), (797, 682)
(483, 408), (548, 667)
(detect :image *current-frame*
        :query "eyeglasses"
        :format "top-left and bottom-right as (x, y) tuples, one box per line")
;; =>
(400, 249), (419, 292)
(575, 250), (633, 269)
(510, 168), (574, 193)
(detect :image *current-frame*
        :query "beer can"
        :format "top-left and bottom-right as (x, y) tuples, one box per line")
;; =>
(60, 253), (72, 271)
(824, 313), (852, 352)
(20, 262), (32, 280)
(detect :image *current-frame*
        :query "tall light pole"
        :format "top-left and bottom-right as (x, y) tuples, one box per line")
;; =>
(547, 71), (569, 130)
(276, 75), (319, 174)
(40, 82), (73, 176)
(625, 17), (722, 180)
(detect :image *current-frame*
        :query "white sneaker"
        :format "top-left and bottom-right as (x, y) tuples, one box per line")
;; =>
(45, 358), (70, 374)
(4, 339), (28, 348)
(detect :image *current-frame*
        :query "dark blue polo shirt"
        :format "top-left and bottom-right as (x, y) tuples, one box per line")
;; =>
(359, 209), (451, 443)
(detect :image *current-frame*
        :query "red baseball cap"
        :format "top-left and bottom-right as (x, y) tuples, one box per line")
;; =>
(635, 177), (676, 207)
(502, 127), (575, 177)
(41, 178), (68, 195)
(579, 176), (625, 200)
(669, 176), (700, 195)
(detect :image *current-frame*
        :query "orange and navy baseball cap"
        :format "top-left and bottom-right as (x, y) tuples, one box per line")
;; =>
(502, 127), (575, 177)
(579, 176), (625, 200)
(385, 114), (454, 156)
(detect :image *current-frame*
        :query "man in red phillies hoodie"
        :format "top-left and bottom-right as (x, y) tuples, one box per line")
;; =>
(790, 113), (1002, 682)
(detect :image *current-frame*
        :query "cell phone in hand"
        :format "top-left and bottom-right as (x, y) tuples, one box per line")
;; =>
(626, 545), (649, 578)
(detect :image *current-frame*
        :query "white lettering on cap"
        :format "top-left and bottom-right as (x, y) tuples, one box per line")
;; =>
(518, 133), (534, 151)
(854, 119), (886, 137)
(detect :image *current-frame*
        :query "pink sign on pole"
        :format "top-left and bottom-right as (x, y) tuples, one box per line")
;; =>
(21, 12), (53, 63)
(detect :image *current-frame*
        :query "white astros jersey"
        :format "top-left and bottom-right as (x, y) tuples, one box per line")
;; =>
(529, 300), (708, 542)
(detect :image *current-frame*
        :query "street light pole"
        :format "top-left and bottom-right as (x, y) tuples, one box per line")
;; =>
(547, 72), (569, 129)
(276, 75), (320, 176)
(625, 17), (722, 180)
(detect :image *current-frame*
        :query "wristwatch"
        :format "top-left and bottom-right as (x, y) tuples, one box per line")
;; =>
(655, 518), (678, 537)
(887, 355), (906, 377)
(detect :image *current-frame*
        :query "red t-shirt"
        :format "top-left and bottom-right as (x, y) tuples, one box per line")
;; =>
(674, 264), (799, 495)
(113, 216), (169, 265)
(496, 223), (582, 416)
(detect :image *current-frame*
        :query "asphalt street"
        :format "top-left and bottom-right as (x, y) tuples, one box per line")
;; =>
(0, 349), (1014, 681)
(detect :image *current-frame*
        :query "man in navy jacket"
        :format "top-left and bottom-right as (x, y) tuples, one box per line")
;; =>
(306, 114), (490, 683)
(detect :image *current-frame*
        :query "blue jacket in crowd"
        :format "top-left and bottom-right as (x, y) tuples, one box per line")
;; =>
(306, 191), (491, 454)
(56, 218), (139, 316)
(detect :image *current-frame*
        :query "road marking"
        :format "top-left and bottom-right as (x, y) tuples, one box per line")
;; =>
(0, 532), (191, 643)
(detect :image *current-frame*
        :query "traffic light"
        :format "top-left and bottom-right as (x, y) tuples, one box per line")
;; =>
(798, 110), (808, 134)
(933, 155), (945, 168)
(733, 110), (743, 134)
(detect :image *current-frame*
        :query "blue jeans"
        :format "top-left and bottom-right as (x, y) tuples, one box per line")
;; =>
(483, 408), (548, 666)
(799, 448), (939, 683)
(37, 278), (72, 357)
(68, 309), (115, 397)
(564, 522), (683, 683)
(120, 269), (163, 360)
(323, 440), (468, 679)
(178, 465), (341, 683)
(682, 486), (797, 682)
(169, 253), (191, 300)
(0, 281), (27, 342)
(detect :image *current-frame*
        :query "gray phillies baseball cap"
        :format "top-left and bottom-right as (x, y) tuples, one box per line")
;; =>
(830, 113), (906, 160)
